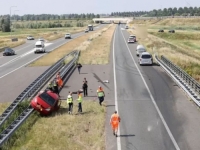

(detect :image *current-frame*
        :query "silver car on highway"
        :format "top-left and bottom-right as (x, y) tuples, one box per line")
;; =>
(139, 52), (153, 65)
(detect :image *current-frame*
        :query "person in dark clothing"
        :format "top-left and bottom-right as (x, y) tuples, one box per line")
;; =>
(82, 78), (88, 97)
(53, 80), (60, 96)
(77, 63), (82, 74)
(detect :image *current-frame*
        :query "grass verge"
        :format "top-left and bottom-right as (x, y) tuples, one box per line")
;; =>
(0, 27), (86, 49)
(127, 24), (200, 82)
(9, 100), (106, 150)
(29, 25), (110, 66)
(78, 25), (116, 64)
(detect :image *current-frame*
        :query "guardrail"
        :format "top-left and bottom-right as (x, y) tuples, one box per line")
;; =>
(155, 55), (200, 107)
(0, 51), (76, 128)
(0, 50), (80, 147)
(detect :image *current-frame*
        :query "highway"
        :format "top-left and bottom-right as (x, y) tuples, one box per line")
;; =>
(109, 24), (200, 150)
(0, 24), (105, 79)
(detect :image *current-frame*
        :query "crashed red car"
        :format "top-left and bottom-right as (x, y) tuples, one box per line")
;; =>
(31, 90), (61, 115)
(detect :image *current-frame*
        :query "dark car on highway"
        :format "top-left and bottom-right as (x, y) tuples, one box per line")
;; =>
(169, 30), (175, 33)
(3, 48), (15, 56)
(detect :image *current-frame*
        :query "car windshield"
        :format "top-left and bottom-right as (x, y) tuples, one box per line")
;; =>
(39, 92), (56, 106)
(36, 45), (42, 48)
(141, 55), (151, 59)
(5, 48), (12, 52)
(129, 37), (134, 40)
(131, 36), (136, 38)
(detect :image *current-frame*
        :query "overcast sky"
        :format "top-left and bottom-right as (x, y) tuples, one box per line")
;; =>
(1, 0), (200, 15)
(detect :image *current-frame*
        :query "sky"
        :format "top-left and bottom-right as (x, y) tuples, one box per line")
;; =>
(1, 0), (200, 15)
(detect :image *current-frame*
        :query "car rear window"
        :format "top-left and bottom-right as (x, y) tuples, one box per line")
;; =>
(141, 55), (151, 58)
(39, 92), (56, 106)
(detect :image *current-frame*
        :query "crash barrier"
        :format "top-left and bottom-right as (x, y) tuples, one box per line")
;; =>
(155, 55), (200, 107)
(0, 50), (79, 147)
(11, 38), (18, 42)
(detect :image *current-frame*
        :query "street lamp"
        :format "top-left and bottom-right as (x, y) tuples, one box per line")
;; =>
(10, 6), (17, 37)
(13, 10), (19, 33)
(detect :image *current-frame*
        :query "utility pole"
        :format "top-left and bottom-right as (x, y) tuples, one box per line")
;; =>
(10, 6), (17, 38)
(13, 10), (19, 32)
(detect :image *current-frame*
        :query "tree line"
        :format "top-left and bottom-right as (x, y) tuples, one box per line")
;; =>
(111, 6), (200, 17)
(0, 13), (100, 22)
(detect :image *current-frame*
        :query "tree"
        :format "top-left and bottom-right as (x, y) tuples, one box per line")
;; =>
(1, 16), (11, 32)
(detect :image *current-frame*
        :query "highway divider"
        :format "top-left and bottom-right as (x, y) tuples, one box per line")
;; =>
(0, 50), (80, 147)
(155, 55), (200, 107)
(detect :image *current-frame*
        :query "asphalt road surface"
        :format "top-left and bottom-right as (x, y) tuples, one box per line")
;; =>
(108, 24), (200, 150)
(0, 24), (105, 79)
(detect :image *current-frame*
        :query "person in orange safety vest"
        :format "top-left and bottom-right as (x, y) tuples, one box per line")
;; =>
(110, 110), (121, 137)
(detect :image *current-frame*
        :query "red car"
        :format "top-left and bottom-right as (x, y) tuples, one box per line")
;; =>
(31, 90), (61, 115)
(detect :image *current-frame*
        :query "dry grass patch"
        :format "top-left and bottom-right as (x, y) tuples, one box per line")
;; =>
(11, 100), (106, 150)
(78, 25), (116, 64)
(29, 25), (109, 66)
(0, 102), (10, 114)
(0, 38), (25, 49)
(0, 27), (86, 49)
(128, 26), (200, 82)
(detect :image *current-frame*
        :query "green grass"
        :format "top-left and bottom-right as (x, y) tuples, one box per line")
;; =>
(8, 100), (106, 150)
(182, 41), (200, 50)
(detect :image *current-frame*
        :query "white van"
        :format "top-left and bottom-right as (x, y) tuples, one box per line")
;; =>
(136, 45), (146, 56)
(34, 41), (45, 53)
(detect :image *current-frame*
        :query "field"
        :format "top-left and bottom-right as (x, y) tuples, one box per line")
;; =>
(0, 19), (95, 49)
(129, 18), (200, 82)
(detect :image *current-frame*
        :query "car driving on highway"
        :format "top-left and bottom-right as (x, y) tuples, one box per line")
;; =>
(3, 48), (15, 56)
(136, 45), (146, 56)
(31, 90), (61, 115)
(65, 33), (71, 39)
(34, 41), (45, 53)
(38, 38), (45, 42)
(139, 52), (153, 66)
(125, 25), (129, 29)
(129, 35), (137, 42)
(85, 29), (89, 33)
(128, 37), (135, 43)
(27, 35), (34, 40)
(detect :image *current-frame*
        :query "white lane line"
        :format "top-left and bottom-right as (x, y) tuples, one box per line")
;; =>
(120, 29), (180, 150)
(113, 27), (122, 150)
(0, 32), (87, 79)
(0, 43), (53, 68)
(0, 43), (35, 59)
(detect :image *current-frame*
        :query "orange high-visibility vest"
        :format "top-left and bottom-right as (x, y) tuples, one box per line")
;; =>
(110, 114), (120, 125)
(57, 78), (63, 87)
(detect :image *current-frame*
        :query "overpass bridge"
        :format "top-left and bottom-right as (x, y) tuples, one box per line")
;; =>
(93, 17), (132, 24)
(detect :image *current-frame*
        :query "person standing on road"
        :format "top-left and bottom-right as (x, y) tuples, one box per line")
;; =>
(77, 91), (83, 113)
(77, 63), (82, 74)
(67, 92), (73, 114)
(96, 86), (105, 106)
(82, 78), (88, 97)
(47, 81), (53, 91)
(110, 111), (121, 137)
(53, 80), (60, 96)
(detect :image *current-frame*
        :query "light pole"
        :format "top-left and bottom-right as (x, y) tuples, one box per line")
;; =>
(10, 6), (17, 37)
(13, 10), (19, 31)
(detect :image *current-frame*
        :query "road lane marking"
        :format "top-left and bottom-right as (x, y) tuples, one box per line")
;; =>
(113, 26), (122, 150)
(0, 43), (53, 68)
(120, 29), (180, 150)
(0, 28), (97, 79)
